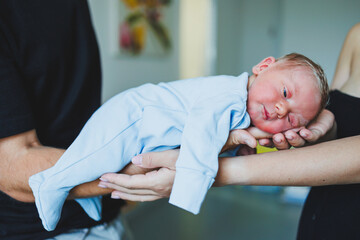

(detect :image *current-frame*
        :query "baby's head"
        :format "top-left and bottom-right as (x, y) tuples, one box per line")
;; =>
(247, 53), (329, 134)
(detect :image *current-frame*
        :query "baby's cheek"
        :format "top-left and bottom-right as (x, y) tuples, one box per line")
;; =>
(256, 123), (278, 134)
(260, 121), (289, 134)
(262, 126), (281, 134)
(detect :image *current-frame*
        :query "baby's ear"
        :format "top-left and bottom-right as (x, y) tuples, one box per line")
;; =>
(252, 57), (276, 75)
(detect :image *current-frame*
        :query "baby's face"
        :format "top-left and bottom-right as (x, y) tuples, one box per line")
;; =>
(247, 60), (321, 134)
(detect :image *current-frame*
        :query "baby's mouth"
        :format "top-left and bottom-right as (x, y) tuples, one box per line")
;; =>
(263, 106), (270, 120)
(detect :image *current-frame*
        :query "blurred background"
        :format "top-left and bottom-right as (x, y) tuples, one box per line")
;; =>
(88, 0), (360, 239)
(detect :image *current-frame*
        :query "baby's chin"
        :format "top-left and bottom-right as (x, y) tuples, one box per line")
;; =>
(254, 124), (290, 134)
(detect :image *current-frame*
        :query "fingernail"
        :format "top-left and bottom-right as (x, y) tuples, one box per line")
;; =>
(99, 177), (109, 182)
(286, 134), (294, 140)
(132, 155), (143, 165)
(300, 132), (309, 138)
(111, 194), (121, 199)
(274, 137), (282, 143)
(98, 183), (107, 189)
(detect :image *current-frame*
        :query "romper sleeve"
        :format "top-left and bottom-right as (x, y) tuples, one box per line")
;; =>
(0, 27), (34, 138)
(169, 92), (250, 214)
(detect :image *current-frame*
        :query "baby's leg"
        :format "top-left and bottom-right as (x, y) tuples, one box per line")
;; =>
(29, 93), (142, 231)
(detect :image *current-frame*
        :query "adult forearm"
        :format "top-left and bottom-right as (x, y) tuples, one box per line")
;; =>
(0, 130), (114, 202)
(216, 135), (360, 187)
(1, 144), (114, 201)
(0, 141), (63, 201)
(69, 162), (149, 199)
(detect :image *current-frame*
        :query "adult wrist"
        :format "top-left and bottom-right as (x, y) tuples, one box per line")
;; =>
(215, 156), (249, 186)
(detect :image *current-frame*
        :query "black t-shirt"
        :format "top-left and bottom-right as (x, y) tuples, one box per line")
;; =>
(297, 90), (360, 240)
(0, 1), (123, 239)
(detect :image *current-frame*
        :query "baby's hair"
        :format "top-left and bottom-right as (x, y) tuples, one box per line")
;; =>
(276, 53), (329, 114)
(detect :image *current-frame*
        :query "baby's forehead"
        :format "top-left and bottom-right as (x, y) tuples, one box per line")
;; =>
(280, 65), (318, 88)
(292, 77), (322, 119)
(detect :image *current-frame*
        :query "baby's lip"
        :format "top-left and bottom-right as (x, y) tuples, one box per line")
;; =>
(263, 106), (270, 120)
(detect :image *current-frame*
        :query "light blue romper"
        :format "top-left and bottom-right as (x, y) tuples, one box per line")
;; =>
(29, 72), (251, 231)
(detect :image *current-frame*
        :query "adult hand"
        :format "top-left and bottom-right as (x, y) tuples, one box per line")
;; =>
(221, 127), (272, 153)
(98, 128), (272, 201)
(258, 109), (335, 150)
(99, 150), (178, 201)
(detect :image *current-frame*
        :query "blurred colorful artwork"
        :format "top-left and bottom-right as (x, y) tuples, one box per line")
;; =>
(117, 0), (172, 56)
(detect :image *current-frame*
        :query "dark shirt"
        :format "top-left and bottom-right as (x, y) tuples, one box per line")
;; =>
(297, 90), (360, 240)
(0, 1), (123, 239)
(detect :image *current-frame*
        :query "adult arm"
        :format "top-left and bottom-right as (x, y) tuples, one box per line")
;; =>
(97, 105), (336, 200)
(217, 135), (360, 186)
(330, 23), (359, 90)
(0, 129), (148, 202)
(100, 135), (360, 201)
(98, 127), (263, 201)
(0, 130), (63, 202)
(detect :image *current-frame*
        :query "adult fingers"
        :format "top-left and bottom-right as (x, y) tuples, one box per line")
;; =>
(259, 110), (334, 150)
(100, 171), (160, 190)
(246, 127), (273, 139)
(98, 180), (157, 195)
(283, 129), (306, 148)
(299, 128), (323, 143)
(132, 149), (179, 170)
(259, 132), (303, 149)
(111, 191), (163, 202)
(247, 127), (274, 148)
(301, 109), (335, 143)
(222, 129), (257, 153)
(121, 163), (153, 175)
(100, 172), (150, 189)
(100, 168), (175, 197)
(271, 133), (290, 150)
(258, 139), (275, 148)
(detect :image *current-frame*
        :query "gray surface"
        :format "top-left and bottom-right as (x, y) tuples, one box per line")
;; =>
(123, 187), (303, 240)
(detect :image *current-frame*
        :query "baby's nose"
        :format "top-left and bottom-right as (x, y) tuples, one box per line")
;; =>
(275, 102), (289, 119)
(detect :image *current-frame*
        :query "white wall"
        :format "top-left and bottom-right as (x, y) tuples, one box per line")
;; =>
(280, 0), (360, 84)
(237, 0), (283, 75)
(216, 0), (360, 84)
(216, 0), (283, 75)
(215, 0), (242, 75)
(88, 0), (180, 102)
(89, 0), (360, 102)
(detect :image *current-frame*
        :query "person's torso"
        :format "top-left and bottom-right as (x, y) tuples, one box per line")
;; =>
(0, 1), (123, 239)
(328, 90), (360, 138)
(1, 0), (101, 148)
(297, 89), (360, 239)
